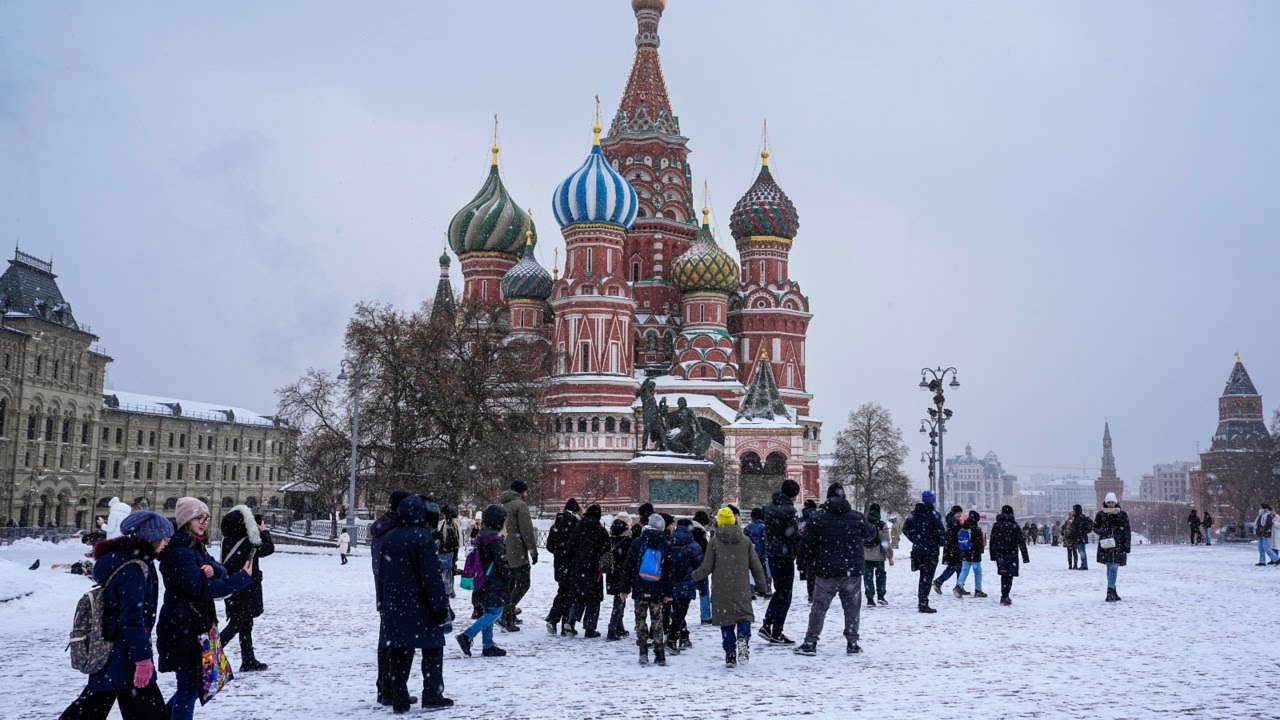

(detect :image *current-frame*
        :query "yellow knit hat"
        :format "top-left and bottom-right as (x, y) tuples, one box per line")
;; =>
(716, 506), (736, 526)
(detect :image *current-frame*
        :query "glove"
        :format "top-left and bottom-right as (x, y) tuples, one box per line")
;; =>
(530, 552), (539, 566)
(133, 658), (154, 688)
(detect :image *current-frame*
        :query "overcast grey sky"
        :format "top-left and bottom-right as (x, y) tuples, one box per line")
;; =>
(2, 1), (1277, 489)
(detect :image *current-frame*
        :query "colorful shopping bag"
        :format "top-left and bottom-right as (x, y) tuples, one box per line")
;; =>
(199, 626), (234, 705)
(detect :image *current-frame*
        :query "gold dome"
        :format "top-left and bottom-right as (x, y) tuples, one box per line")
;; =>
(632, 0), (666, 12)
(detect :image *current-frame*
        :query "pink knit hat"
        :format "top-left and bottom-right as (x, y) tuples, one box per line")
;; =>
(175, 496), (210, 530)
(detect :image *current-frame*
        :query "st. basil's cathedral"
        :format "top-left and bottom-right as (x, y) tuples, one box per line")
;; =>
(441, 0), (821, 511)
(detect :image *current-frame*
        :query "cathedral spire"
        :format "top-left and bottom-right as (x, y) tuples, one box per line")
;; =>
(431, 247), (456, 327)
(609, 0), (679, 137)
(1100, 419), (1117, 478)
(735, 347), (791, 422)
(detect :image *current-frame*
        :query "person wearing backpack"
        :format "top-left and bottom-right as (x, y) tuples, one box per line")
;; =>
(862, 503), (894, 608)
(1071, 504), (1093, 570)
(156, 498), (254, 720)
(989, 505), (1030, 606)
(59, 510), (173, 720)
(605, 515), (633, 641)
(379, 495), (453, 712)
(664, 518), (705, 653)
(759, 479), (801, 645)
(692, 507), (767, 668)
(218, 505), (275, 673)
(1256, 504), (1279, 566)
(954, 511), (987, 598)
(544, 498), (582, 635)
(456, 504), (512, 659)
(619, 513), (674, 666)
(1095, 493), (1132, 601)
(932, 505), (965, 595)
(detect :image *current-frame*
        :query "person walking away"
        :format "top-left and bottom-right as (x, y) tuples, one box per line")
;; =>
(544, 499), (582, 634)
(439, 506), (462, 599)
(690, 511), (713, 625)
(1094, 493), (1131, 601)
(157, 498), (254, 720)
(794, 484), (874, 656)
(664, 518), (704, 652)
(1258, 504), (1280, 565)
(565, 504), (611, 638)
(1071, 504), (1093, 570)
(862, 503), (893, 607)
(799, 499), (818, 604)
(59, 511), (172, 720)
(760, 479), (802, 644)
(499, 480), (538, 632)
(989, 505), (1029, 606)
(371, 491), (412, 708)
(954, 510), (987, 598)
(218, 506), (275, 672)
(1201, 511), (1213, 546)
(619, 514), (673, 666)
(605, 515), (633, 641)
(691, 507), (767, 668)
(456, 504), (512, 659)
(903, 491), (946, 613)
(1187, 511), (1202, 545)
(933, 505), (965, 595)
(744, 508), (771, 597)
(337, 529), (350, 565)
(379, 495), (453, 712)
(1063, 510), (1078, 569)
(1052, 520), (1062, 547)
(631, 502), (655, 540)
(1043, 523), (1051, 545)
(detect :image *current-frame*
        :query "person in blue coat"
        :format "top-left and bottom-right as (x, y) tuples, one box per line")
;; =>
(377, 495), (453, 712)
(59, 510), (173, 720)
(902, 491), (946, 613)
(744, 508), (771, 597)
(156, 498), (253, 720)
(664, 518), (704, 653)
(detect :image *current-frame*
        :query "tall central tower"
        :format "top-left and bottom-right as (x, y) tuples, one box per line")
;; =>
(601, 0), (697, 373)
(1094, 419), (1125, 508)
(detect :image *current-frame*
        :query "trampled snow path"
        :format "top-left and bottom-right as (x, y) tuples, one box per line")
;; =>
(0, 538), (1269, 719)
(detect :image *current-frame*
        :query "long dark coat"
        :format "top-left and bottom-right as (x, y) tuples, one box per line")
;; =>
(605, 521), (631, 597)
(546, 509), (581, 584)
(566, 518), (611, 605)
(157, 531), (252, 673)
(220, 505), (275, 621)
(1094, 508), (1132, 566)
(988, 512), (1030, 577)
(377, 496), (451, 649)
(691, 524), (766, 625)
(87, 536), (160, 693)
(942, 513), (964, 566)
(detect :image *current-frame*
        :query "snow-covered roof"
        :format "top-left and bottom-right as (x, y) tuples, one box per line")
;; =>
(627, 452), (713, 467)
(727, 415), (801, 430)
(104, 390), (279, 428)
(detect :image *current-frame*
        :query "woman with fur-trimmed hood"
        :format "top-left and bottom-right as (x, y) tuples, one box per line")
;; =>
(219, 504), (275, 671)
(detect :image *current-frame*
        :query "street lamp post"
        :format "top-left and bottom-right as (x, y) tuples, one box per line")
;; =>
(919, 367), (959, 508)
(919, 420), (939, 497)
(338, 359), (373, 547)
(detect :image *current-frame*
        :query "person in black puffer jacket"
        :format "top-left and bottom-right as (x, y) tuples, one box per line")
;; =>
(794, 484), (874, 656)
(218, 504), (275, 672)
(760, 479), (802, 645)
(605, 516), (633, 640)
(989, 505), (1030, 605)
(664, 519), (705, 652)
(370, 490), (412, 708)
(902, 491), (946, 613)
(799, 499), (819, 604)
(933, 505), (965, 594)
(564, 505), (612, 638)
(1094, 492), (1131, 602)
(456, 504), (512, 659)
(544, 499), (582, 634)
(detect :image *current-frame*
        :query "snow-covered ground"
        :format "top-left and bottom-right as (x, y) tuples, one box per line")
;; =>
(0, 538), (1267, 719)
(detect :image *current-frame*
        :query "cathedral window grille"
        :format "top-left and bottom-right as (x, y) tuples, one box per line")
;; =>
(165, 463), (172, 480)
(168, 432), (174, 448)
(180, 433), (186, 448)
(116, 428), (123, 445)
(98, 460), (106, 479)
(195, 464), (202, 481)
(586, 248), (594, 276)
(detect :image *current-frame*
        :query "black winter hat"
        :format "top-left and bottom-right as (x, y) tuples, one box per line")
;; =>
(781, 479), (800, 498)
(1002, 505), (1014, 515)
(827, 484), (845, 499)
(389, 490), (411, 512)
(868, 503), (881, 514)
(660, 513), (675, 528)
(585, 504), (602, 520)
(750, 508), (764, 521)
(950, 505), (963, 515)
(804, 499), (818, 510)
(638, 502), (655, 521)
(676, 518), (692, 528)
(565, 498), (581, 513)
(511, 480), (529, 493)
(482, 503), (507, 529)
(610, 518), (629, 536)
(693, 510), (712, 526)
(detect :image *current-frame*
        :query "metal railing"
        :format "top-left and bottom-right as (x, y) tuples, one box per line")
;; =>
(0, 527), (82, 545)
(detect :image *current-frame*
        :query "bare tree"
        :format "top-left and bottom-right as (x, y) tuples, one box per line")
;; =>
(828, 402), (912, 514)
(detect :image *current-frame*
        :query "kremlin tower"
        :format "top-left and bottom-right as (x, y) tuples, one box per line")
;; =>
(1094, 420), (1125, 509)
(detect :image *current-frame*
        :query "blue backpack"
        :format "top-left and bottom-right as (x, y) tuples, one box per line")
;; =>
(638, 547), (663, 582)
(957, 528), (973, 552)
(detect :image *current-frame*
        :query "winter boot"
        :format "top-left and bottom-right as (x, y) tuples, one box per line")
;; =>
(973, 590), (988, 599)
(638, 644), (650, 665)
(654, 645), (667, 666)
(422, 696), (454, 712)
(455, 633), (473, 658)
(664, 638), (680, 655)
(546, 620), (558, 635)
(877, 596), (889, 606)
(584, 629), (601, 639)
(953, 586), (970, 597)
(932, 579), (943, 595)
(1105, 587), (1118, 602)
(737, 636), (750, 663)
(725, 651), (737, 668)
(1000, 596), (1012, 606)
(867, 596), (876, 608)
(679, 636), (693, 650)
(606, 630), (621, 641)
(560, 622), (578, 638)
(481, 645), (507, 657)
(918, 604), (937, 614)
(847, 641), (862, 655)
(794, 641), (817, 656)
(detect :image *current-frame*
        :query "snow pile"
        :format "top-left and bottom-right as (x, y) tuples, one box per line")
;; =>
(0, 558), (43, 602)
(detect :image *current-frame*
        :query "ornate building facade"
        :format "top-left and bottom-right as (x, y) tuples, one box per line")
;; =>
(0, 249), (293, 528)
(441, 0), (821, 511)
(1190, 356), (1277, 522)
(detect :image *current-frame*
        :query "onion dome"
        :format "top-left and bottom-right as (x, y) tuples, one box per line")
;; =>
(501, 229), (553, 302)
(552, 121), (638, 230)
(448, 143), (536, 257)
(672, 206), (741, 295)
(729, 149), (799, 241)
(438, 249), (451, 266)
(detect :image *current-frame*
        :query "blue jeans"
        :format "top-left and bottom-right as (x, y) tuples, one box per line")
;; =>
(166, 669), (201, 720)
(721, 621), (750, 653)
(698, 579), (711, 622)
(1077, 543), (1089, 569)
(1203, 528), (1212, 546)
(957, 561), (983, 591)
(1260, 537), (1279, 564)
(464, 606), (504, 649)
(1106, 563), (1119, 589)
(935, 562), (960, 584)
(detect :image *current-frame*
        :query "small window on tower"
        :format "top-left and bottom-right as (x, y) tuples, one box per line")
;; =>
(580, 342), (590, 373)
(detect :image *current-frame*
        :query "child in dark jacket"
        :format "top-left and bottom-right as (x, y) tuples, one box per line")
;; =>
(456, 504), (512, 658)
(745, 509), (771, 597)
(664, 519), (705, 653)
(954, 510), (987, 598)
(620, 514), (673, 666)
(605, 516), (633, 641)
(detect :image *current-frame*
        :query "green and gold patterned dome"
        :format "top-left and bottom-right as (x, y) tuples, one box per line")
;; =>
(447, 143), (535, 257)
(672, 207), (741, 295)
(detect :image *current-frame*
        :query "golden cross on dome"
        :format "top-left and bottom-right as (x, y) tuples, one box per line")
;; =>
(702, 179), (711, 225)
(491, 113), (500, 165)
(761, 118), (770, 167)
(1235, 351), (1242, 363)
(552, 248), (560, 281)
(592, 95), (602, 145)
(525, 209), (533, 246)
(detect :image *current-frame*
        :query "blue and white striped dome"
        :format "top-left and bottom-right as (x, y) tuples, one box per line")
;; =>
(552, 131), (638, 230)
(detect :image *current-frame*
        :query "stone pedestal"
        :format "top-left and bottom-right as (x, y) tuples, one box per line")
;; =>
(627, 452), (713, 514)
